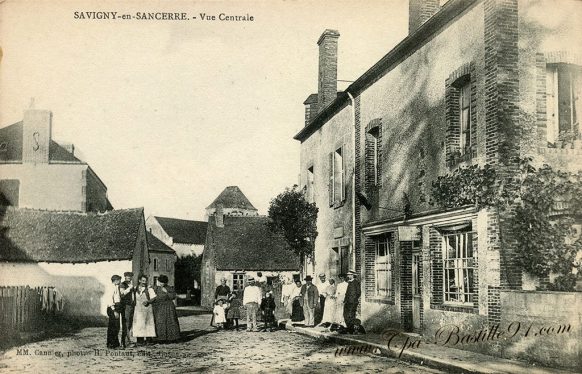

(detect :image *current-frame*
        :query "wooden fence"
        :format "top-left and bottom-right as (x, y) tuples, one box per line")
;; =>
(0, 286), (52, 332)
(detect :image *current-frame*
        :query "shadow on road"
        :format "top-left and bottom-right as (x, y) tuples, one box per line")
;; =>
(179, 328), (220, 343)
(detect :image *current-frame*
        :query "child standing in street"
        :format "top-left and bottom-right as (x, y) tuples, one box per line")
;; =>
(260, 291), (277, 332)
(213, 299), (227, 329)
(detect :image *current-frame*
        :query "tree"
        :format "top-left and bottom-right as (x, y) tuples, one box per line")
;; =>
(268, 185), (319, 268)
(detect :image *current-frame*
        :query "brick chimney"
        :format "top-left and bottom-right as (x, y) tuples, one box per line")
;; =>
(409, 0), (441, 34)
(317, 29), (340, 113)
(215, 203), (224, 228)
(22, 109), (52, 164)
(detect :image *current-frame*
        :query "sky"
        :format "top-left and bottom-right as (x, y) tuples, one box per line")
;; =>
(0, 0), (408, 221)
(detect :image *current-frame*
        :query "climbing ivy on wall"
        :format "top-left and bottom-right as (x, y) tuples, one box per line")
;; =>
(430, 159), (582, 291)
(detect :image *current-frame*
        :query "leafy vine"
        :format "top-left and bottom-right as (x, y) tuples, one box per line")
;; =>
(430, 159), (582, 291)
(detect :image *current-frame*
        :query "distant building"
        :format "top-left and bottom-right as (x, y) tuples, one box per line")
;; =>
(146, 216), (207, 257)
(205, 186), (259, 218)
(147, 231), (177, 286)
(0, 109), (113, 212)
(0, 207), (148, 317)
(201, 214), (301, 309)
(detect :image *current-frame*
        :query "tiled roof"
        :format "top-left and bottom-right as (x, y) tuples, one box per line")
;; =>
(154, 217), (207, 245)
(147, 231), (175, 254)
(0, 207), (144, 263)
(206, 186), (257, 211)
(206, 216), (300, 271)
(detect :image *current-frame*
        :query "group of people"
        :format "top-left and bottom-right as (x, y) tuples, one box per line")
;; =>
(106, 272), (181, 349)
(212, 270), (362, 334)
(212, 274), (277, 332)
(282, 270), (361, 333)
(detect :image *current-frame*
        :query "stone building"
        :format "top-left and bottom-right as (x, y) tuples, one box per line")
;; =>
(295, 0), (581, 369)
(296, 29), (355, 280)
(200, 214), (301, 309)
(200, 187), (300, 308)
(0, 207), (149, 318)
(146, 216), (207, 257)
(0, 109), (113, 212)
(147, 231), (177, 286)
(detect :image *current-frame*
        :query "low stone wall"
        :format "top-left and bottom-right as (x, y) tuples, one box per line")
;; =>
(498, 290), (581, 370)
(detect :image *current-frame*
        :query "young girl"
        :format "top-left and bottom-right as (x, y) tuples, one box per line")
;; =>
(213, 299), (227, 329)
(227, 292), (242, 331)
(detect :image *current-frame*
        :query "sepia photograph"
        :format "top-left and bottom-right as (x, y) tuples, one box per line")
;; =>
(0, 0), (581, 373)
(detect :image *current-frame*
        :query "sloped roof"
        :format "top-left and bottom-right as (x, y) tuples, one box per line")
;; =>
(0, 207), (144, 263)
(206, 186), (257, 211)
(207, 216), (300, 271)
(147, 231), (175, 254)
(0, 122), (82, 163)
(154, 216), (207, 245)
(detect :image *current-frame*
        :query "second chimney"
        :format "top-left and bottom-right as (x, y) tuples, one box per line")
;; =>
(409, 0), (441, 34)
(215, 203), (224, 228)
(22, 109), (52, 164)
(317, 29), (340, 113)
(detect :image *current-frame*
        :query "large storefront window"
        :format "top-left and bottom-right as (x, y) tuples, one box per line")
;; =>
(375, 234), (393, 298)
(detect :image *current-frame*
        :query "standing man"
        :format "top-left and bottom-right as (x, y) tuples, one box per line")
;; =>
(300, 276), (319, 327)
(106, 275), (122, 349)
(315, 273), (330, 325)
(242, 277), (262, 332)
(119, 272), (136, 348)
(343, 270), (361, 334)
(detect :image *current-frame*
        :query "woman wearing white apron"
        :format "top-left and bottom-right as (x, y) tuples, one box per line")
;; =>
(132, 274), (157, 345)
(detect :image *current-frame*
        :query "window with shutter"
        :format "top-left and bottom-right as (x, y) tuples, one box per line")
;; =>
(328, 152), (334, 206)
(546, 63), (581, 144)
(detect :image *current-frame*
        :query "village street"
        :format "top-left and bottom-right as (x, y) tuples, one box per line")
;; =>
(0, 307), (442, 374)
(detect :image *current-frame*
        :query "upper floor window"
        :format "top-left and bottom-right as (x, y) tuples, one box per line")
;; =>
(546, 63), (581, 144)
(442, 228), (475, 306)
(153, 258), (158, 271)
(307, 166), (314, 203)
(328, 146), (345, 206)
(365, 123), (382, 190)
(459, 81), (472, 152)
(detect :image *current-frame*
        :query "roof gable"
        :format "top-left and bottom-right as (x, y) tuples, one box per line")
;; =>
(0, 207), (144, 263)
(154, 216), (207, 244)
(207, 216), (300, 271)
(147, 231), (175, 254)
(206, 186), (257, 211)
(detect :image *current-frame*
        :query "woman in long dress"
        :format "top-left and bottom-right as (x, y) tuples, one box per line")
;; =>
(334, 275), (347, 327)
(290, 280), (305, 322)
(152, 274), (181, 342)
(319, 278), (337, 325)
(133, 274), (157, 345)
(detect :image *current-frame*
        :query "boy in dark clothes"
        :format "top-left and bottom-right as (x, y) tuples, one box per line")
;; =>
(260, 291), (276, 332)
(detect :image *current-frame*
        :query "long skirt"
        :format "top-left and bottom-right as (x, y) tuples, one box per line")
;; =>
(153, 301), (181, 341)
(291, 299), (304, 322)
(321, 296), (337, 324)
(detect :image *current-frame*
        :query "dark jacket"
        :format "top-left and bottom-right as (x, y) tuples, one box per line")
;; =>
(120, 281), (136, 306)
(215, 285), (231, 299)
(260, 296), (276, 311)
(345, 280), (361, 304)
(300, 283), (319, 308)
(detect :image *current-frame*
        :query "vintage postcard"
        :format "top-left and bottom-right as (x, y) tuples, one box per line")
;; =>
(0, 0), (581, 373)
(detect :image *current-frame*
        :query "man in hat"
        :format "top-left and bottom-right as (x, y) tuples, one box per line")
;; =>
(106, 274), (122, 348)
(315, 273), (330, 325)
(300, 276), (319, 327)
(242, 277), (262, 331)
(343, 270), (361, 333)
(119, 272), (136, 348)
